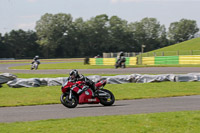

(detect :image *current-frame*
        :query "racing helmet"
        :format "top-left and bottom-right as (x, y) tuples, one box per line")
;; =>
(119, 51), (124, 56)
(35, 55), (39, 59)
(69, 69), (78, 77)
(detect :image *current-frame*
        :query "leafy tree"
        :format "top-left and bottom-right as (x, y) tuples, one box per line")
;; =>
(108, 16), (133, 52)
(22, 31), (41, 58)
(158, 25), (169, 48)
(2, 13), (199, 58)
(35, 13), (73, 58)
(81, 14), (109, 57)
(2, 30), (40, 58)
(129, 17), (166, 52)
(0, 33), (14, 58)
(70, 18), (88, 57)
(0, 33), (7, 58)
(168, 19), (199, 44)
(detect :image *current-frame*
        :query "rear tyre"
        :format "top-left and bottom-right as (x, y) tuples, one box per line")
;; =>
(122, 63), (126, 68)
(99, 89), (115, 106)
(60, 92), (78, 108)
(115, 64), (118, 69)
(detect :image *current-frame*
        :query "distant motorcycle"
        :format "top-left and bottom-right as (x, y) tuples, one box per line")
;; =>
(60, 80), (115, 108)
(115, 57), (126, 69)
(31, 60), (40, 70)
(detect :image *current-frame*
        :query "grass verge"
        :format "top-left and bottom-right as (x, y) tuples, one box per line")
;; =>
(1, 82), (200, 107)
(9, 62), (115, 69)
(9, 61), (200, 70)
(12, 73), (119, 78)
(0, 58), (83, 64)
(0, 111), (200, 133)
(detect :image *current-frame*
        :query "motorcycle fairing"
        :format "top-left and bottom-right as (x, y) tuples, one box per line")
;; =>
(79, 88), (100, 104)
(95, 80), (106, 88)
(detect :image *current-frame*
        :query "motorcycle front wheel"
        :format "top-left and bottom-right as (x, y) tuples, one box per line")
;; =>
(31, 64), (34, 70)
(35, 64), (38, 70)
(60, 92), (78, 108)
(99, 89), (115, 106)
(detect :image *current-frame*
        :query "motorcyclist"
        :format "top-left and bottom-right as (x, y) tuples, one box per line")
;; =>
(67, 69), (96, 96)
(31, 55), (40, 65)
(116, 51), (126, 68)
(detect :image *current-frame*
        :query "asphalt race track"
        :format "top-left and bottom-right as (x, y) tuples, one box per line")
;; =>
(0, 63), (200, 123)
(1, 63), (200, 74)
(1, 95), (200, 123)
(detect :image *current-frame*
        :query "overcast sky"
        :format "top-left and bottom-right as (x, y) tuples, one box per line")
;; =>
(0, 0), (200, 34)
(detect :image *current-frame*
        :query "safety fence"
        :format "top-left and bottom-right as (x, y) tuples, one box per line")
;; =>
(142, 55), (200, 65)
(103, 50), (200, 58)
(103, 52), (138, 58)
(89, 57), (137, 65)
(141, 50), (200, 57)
(89, 55), (200, 65)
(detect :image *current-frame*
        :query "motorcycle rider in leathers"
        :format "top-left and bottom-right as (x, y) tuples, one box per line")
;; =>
(31, 55), (40, 65)
(116, 51), (126, 67)
(67, 69), (96, 96)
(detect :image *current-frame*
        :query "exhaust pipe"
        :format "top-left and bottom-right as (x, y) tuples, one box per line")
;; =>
(98, 93), (110, 97)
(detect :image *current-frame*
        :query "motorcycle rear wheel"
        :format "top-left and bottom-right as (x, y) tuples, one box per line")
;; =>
(99, 89), (115, 106)
(115, 64), (118, 69)
(60, 92), (78, 108)
(122, 64), (126, 68)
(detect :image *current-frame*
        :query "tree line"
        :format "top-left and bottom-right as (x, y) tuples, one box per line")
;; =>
(0, 13), (199, 59)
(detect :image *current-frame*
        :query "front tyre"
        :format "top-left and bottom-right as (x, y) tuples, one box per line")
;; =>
(115, 63), (118, 69)
(31, 64), (34, 70)
(60, 92), (78, 108)
(99, 89), (115, 106)
(35, 64), (38, 70)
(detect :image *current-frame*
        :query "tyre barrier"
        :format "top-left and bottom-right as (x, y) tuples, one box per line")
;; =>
(1, 73), (200, 88)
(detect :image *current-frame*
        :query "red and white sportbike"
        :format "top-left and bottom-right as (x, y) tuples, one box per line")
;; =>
(60, 80), (115, 108)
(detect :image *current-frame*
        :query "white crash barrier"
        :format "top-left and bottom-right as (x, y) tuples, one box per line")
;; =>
(133, 74), (176, 83)
(0, 73), (17, 84)
(7, 77), (67, 88)
(1, 73), (200, 88)
(174, 73), (200, 82)
(7, 78), (41, 88)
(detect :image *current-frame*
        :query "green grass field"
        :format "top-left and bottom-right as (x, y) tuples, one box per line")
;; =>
(0, 58), (83, 64)
(1, 73), (200, 107)
(1, 111), (200, 133)
(13, 73), (122, 78)
(8, 61), (200, 70)
(1, 81), (200, 107)
(1, 61), (200, 132)
(143, 37), (200, 56)
(153, 37), (200, 52)
(9, 62), (116, 69)
(1, 38), (200, 132)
